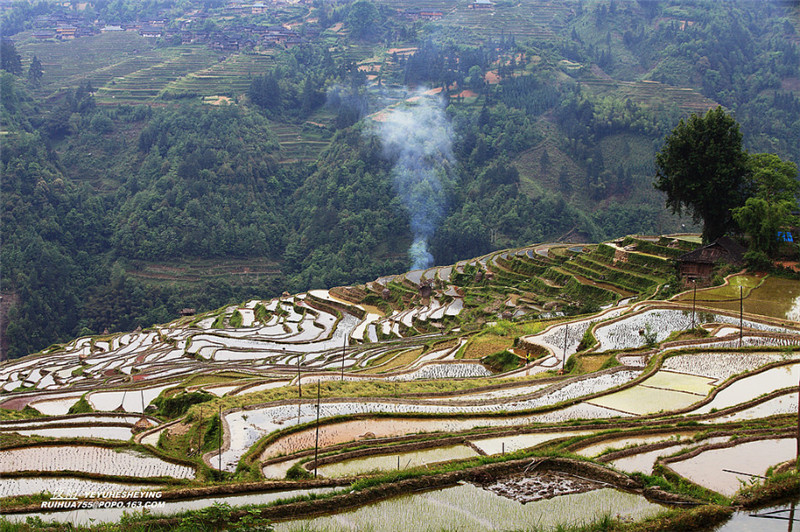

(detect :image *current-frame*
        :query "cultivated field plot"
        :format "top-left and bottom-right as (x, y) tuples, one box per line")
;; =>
(219, 369), (640, 470)
(17, 32), (164, 94)
(161, 52), (276, 99)
(94, 46), (221, 104)
(0, 477), (157, 499)
(593, 307), (796, 351)
(676, 275), (800, 320)
(274, 483), (664, 531)
(318, 444), (479, 477)
(667, 438), (797, 496)
(0, 445), (195, 479)
(2, 487), (337, 526)
(2, 236), (800, 530)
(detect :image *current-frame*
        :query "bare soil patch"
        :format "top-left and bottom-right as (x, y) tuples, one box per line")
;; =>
(476, 471), (602, 503)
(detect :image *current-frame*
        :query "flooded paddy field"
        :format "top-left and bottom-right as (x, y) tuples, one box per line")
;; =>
(221, 370), (640, 469)
(257, 403), (627, 464)
(6, 425), (133, 440)
(317, 444), (479, 477)
(676, 275), (800, 321)
(0, 477), (157, 499)
(0, 445), (195, 479)
(469, 430), (596, 455)
(3, 239), (800, 531)
(575, 431), (697, 458)
(712, 499), (800, 531)
(705, 391), (798, 422)
(667, 438), (797, 496)
(689, 362), (800, 415)
(2, 487), (337, 526)
(274, 483), (664, 531)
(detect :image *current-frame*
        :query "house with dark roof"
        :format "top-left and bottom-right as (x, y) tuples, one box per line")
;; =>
(676, 236), (747, 280)
(469, 0), (493, 8)
(55, 26), (77, 39)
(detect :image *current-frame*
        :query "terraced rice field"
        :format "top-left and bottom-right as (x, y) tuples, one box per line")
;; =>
(94, 46), (221, 104)
(0, 445), (194, 479)
(318, 444), (479, 477)
(606, 436), (732, 475)
(161, 52), (276, 98)
(18, 32), (163, 94)
(578, 78), (718, 115)
(677, 275), (800, 320)
(0, 478), (157, 499)
(274, 484), (664, 531)
(2, 236), (799, 529)
(575, 432), (696, 458)
(668, 438), (797, 496)
(2, 487), (337, 526)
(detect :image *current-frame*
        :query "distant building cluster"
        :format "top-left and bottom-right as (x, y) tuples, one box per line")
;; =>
(402, 9), (444, 21)
(26, 2), (309, 52)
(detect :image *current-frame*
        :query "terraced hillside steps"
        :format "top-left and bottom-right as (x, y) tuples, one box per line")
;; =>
(12, 235), (800, 530)
(272, 122), (331, 163)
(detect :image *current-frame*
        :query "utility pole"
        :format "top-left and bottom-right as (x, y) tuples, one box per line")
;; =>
(296, 350), (302, 426)
(314, 380), (321, 478)
(297, 352), (302, 399)
(739, 286), (743, 348)
(218, 404), (222, 472)
(691, 279), (697, 330)
(341, 335), (346, 381)
(562, 324), (568, 373)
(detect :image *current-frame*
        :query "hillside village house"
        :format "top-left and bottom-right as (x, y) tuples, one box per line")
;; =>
(469, 0), (494, 8)
(676, 236), (746, 281)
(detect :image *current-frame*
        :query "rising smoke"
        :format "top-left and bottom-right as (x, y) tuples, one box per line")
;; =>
(376, 91), (455, 270)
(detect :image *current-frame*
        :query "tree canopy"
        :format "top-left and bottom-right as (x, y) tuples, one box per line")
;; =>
(654, 106), (749, 242)
(732, 153), (799, 256)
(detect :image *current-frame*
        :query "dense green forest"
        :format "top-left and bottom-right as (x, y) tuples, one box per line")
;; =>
(1, 0), (799, 359)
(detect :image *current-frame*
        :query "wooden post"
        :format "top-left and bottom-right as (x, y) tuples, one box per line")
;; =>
(218, 404), (222, 472)
(297, 350), (302, 427)
(314, 380), (321, 478)
(341, 335), (346, 381)
(739, 286), (743, 348)
(691, 279), (697, 330)
(296, 351), (301, 399)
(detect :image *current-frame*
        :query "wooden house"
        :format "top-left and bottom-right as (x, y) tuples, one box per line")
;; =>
(469, 0), (493, 8)
(55, 26), (77, 39)
(676, 236), (746, 280)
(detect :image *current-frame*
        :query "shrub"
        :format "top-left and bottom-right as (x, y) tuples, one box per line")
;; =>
(153, 391), (214, 419)
(212, 314), (226, 328)
(229, 309), (243, 328)
(68, 395), (94, 414)
(481, 350), (523, 373)
(743, 249), (772, 271)
(286, 461), (313, 480)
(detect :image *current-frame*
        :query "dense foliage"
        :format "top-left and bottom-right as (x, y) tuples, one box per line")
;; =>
(1, 0), (799, 359)
(654, 107), (748, 242)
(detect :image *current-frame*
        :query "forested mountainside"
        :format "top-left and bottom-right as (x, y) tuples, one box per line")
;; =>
(1, 0), (799, 360)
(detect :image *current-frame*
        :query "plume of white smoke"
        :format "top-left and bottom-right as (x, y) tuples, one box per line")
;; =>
(377, 91), (454, 270)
